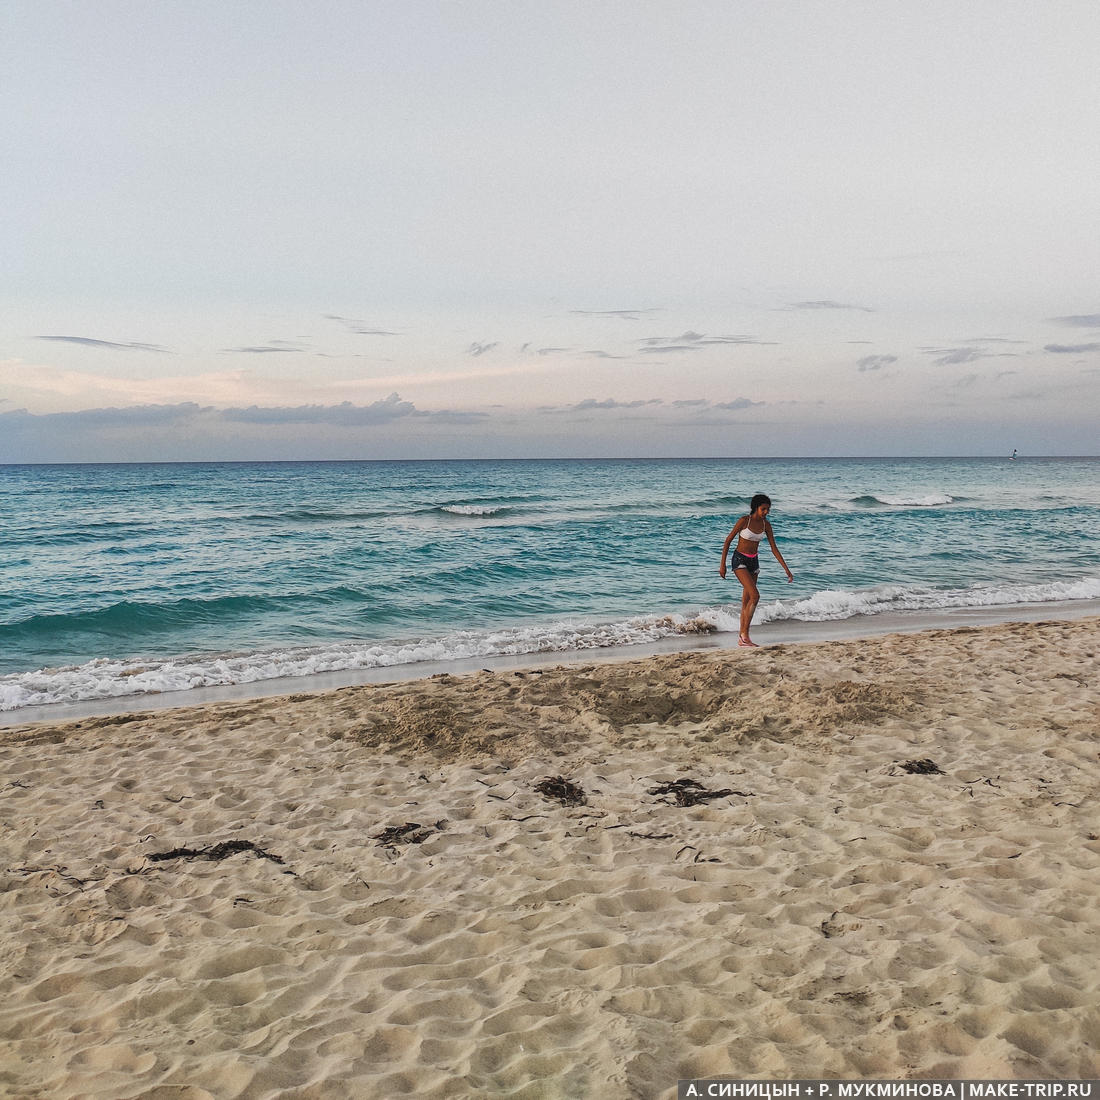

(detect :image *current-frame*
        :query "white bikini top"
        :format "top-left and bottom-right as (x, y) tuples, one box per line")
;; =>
(739, 522), (765, 543)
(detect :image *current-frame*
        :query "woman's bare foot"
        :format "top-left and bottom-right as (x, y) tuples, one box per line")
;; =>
(738, 635), (759, 648)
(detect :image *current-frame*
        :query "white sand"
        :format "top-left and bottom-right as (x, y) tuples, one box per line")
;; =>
(1, 617), (1098, 1097)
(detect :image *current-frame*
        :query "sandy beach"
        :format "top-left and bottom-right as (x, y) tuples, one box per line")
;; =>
(1, 615), (1098, 1097)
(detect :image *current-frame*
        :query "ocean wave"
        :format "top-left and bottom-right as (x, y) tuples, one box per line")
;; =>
(6, 523), (160, 549)
(437, 504), (510, 517)
(849, 493), (955, 508)
(0, 589), (365, 643)
(3, 575), (1098, 713)
(241, 508), (398, 523)
(438, 496), (756, 519)
(0, 615), (703, 711)
(754, 575), (1100, 623)
(591, 496), (755, 515)
(9, 508), (404, 545)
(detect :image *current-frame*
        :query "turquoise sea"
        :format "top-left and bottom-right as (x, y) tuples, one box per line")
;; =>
(2, 457), (1098, 715)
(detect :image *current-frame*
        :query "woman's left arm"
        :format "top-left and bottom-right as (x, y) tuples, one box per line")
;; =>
(765, 522), (794, 582)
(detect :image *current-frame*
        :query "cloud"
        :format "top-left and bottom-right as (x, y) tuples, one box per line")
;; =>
(1044, 342), (1100, 354)
(857, 354), (898, 372)
(3, 395), (425, 432)
(925, 347), (990, 366)
(466, 342), (499, 357)
(1048, 314), (1100, 327)
(665, 397), (766, 426)
(638, 332), (774, 353)
(585, 350), (628, 359)
(532, 395), (763, 418)
(539, 397), (664, 414)
(696, 334), (774, 345)
(921, 343), (1020, 367)
(325, 315), (401, 336)
(0, 396), (492, 460)
(1, 402), (209, 430)
(222, 345), (302, 354)
(36, 335), (170, 353)
(713, 397), (764, 411)
(571, 397), (662, 411)
(5, 357), (542, 415)
(516, 344), (575, 357)
(785, 301), (874, 312)
(417, 408), (490, 424)
(638, 344), (699, 354)
(220, 394), (417, 425)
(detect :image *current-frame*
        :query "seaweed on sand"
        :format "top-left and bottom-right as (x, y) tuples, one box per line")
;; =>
(148, 840), (285, 865)
(374, 822), (436, 847)
(534, 776), (587, 806)
(648, 778), (750, 807)
(896, 758), (944, 775)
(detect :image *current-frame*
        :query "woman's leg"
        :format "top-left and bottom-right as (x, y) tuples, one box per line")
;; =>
(735, 567), (760, 645)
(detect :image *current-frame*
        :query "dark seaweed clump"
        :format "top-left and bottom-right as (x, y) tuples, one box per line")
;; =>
(648, 778), (748, 807)
(148, 840), (285, 864)
(374, 822), (436, 846)
(899, 758), (943, 775)
(534, 776), (587, 806)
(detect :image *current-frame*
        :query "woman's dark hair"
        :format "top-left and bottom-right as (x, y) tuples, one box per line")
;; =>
(749, 493), (772, 513)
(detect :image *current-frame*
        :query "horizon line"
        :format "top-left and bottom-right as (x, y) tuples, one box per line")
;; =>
(3, 454), (1096, 468)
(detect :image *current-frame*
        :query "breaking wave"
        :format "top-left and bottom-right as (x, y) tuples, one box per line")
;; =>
(436, 504), (511, 517)
(850, 493), (955, 508)
(4, 575), (1098, 713)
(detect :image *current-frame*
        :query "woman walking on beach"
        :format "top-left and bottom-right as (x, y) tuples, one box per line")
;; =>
(719, 494), (794, 647)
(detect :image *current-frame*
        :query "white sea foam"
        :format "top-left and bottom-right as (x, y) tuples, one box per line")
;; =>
(859, 492), (955, 507)
(878, 493), (954, 506)
(439, 504), (506, 516)
(753, 576), (1100, 623)
(0, 618), (685, 712)
(3, 576), (1098, 713)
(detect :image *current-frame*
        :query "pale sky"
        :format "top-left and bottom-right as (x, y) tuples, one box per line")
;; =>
(4, 1), (1099, 461)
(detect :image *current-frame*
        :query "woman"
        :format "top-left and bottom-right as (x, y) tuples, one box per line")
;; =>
(719, 493), (794, 647)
